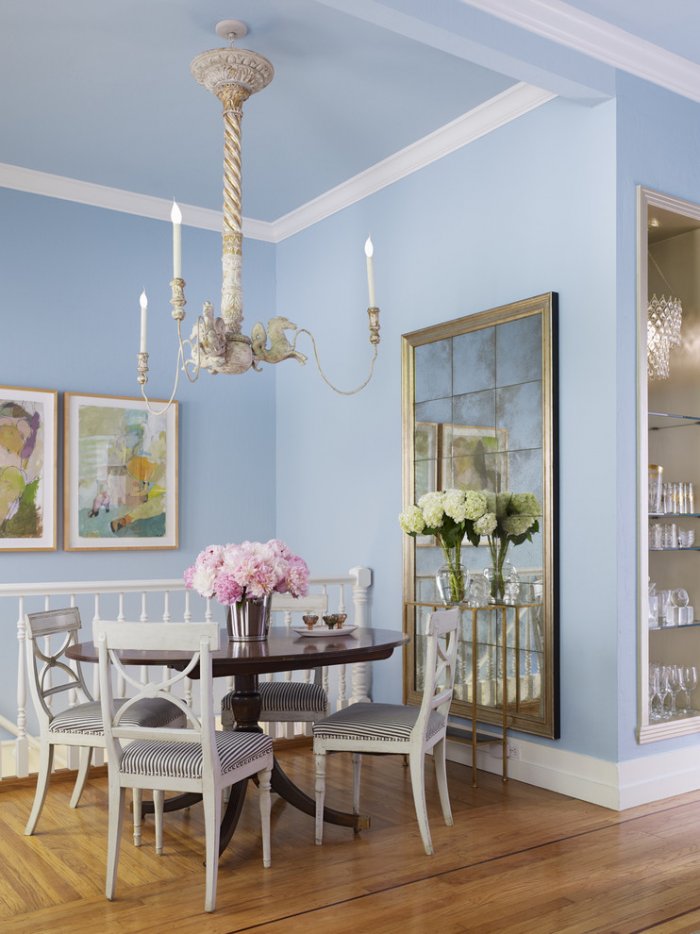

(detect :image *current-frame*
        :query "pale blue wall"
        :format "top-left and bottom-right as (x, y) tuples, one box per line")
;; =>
(274, 97), (620, 759)
(615, 74), (700, 762)
(0, 188), (278, 581)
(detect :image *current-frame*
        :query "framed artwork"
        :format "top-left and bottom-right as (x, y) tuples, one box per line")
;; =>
(64, 393), (178, 551)
(0, 385), (57, 551)
(414, 422), (438, 547)
(439, 423), (509, 493)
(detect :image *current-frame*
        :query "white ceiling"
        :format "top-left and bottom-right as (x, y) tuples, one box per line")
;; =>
(1, 0), (699, 227)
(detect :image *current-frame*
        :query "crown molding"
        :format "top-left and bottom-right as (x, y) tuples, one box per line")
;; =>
(270, 82), (555, 241)
(0, 82), (554, 243)
(462, 0), (700, 104)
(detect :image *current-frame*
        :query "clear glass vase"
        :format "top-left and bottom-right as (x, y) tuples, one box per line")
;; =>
(484, 562), (516, 603)
(436, 563), (468, 605)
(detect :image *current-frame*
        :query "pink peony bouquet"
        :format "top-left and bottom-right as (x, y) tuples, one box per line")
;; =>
(184, 539), (309, 606)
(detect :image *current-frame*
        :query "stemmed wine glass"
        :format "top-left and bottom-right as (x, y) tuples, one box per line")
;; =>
(679, 665), (698, 715)
(657, 666), (672, 719)
(648, 665), (663, 721)
(666, 665), (683, 717)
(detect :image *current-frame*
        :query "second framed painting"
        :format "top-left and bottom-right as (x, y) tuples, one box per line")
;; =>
(64, 393), (178, 551)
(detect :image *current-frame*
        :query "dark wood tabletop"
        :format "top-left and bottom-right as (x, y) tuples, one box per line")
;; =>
(66, 626), (408, 676)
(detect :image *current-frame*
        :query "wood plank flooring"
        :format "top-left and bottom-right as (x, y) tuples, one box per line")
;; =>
(3, 748), (700, 933)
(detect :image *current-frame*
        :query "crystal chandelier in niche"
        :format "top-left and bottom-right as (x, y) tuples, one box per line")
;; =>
(647, 252), (682, 381)
(137, 20), (380, 411)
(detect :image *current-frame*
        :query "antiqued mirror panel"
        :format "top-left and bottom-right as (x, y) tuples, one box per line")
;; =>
(402, 294), (559, 739)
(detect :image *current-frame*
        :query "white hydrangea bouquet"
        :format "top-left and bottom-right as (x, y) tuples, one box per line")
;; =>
(399, 488), (540, 603)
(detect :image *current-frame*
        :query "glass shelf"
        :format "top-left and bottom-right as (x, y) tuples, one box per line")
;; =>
(649, 513), (700, 519)
(649, 411), (700, 430)
(650, 620), (700, 631)
(649, 546), (700, 552)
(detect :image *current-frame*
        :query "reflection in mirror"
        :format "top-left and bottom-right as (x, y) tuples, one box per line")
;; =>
(402, 294), (559, 739)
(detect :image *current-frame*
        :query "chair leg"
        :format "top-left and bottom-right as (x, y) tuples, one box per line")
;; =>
(153, 789), (164, 854)
(132, 788), (142, 846)
(352, 753), (362, 820)
(203, 787), (222, 913)
(106, 783), (126, 901)
(258, 767), (272, 868)
(69, 746), (93, 808)
(314, 751), (326, 846)
(433, 738), (453, 827)
(24, 741), (54, 835)
(409, 751), (433, 856)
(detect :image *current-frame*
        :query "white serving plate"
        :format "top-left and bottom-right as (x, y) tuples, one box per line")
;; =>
(292, 625), (357, 638)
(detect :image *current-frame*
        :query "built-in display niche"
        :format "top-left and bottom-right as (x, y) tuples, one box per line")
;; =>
(638, 187), (700, 743)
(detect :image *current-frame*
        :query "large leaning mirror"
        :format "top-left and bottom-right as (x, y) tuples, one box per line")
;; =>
(402, 293), (559, 738)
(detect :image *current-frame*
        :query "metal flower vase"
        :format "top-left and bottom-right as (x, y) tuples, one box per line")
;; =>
(227, 595), (273, 642)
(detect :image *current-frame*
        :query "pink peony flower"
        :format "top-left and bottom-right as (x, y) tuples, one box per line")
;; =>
(186, 539), (309, 606)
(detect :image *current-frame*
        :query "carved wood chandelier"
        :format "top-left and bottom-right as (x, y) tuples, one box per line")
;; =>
(137, 20), (380, 411)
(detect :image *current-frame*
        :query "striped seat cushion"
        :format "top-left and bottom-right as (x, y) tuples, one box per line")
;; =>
(50, 698), (184, 736)
(222, 681), (327, 717)
(120, 730), (273, 780)
(313, 703), (445, 743)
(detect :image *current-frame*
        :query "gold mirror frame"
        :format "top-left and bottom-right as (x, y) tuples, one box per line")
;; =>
(401, 293), (559, 738)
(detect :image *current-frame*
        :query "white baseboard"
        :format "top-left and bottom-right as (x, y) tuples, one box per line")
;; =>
(447, 734), (700, 811)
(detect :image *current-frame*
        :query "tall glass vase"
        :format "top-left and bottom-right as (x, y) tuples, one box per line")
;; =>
(435, 539), (467, 605)
(486, 537), (511, 603)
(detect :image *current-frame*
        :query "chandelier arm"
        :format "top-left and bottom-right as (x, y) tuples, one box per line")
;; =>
(180, 318), (202, 383)
(295, 328), (378, 396)
(140, 343), (185, 416)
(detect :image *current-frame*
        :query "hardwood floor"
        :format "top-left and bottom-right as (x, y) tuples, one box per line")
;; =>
(3, 748), (700, 933)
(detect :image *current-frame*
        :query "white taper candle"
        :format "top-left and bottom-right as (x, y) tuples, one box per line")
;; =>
(139, 290), (148, 353)
(171, 201), (182, 279)
(364, 236), (376, 307)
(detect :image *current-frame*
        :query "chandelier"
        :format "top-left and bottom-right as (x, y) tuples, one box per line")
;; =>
(647, 253), (682, 381)
(137, 20), (380, 410)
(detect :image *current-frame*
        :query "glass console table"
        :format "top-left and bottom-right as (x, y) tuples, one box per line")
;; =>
(404, 598), (543, 787)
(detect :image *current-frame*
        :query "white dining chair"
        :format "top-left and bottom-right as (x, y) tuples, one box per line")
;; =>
(94, 619), (273, 913)
(312, 607), (459, 855)
(221, 593), (330, 734)
(23, 607), (183, 838)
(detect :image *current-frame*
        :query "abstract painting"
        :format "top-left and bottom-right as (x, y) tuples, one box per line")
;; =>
(0, 385), (57, 551)
(64, 393), (178, 551)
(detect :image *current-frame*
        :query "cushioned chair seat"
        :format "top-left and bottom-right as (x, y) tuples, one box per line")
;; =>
(50, 698), (184, 736)
(313, 703), (445, 743)
(121, 730), (273, 780)
(222, 681), (327, 717)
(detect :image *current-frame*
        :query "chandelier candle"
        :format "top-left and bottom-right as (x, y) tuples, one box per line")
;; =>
(171, 201), (182, 279)
(139, 290), (148, 354)
(365, 237), (376, 307)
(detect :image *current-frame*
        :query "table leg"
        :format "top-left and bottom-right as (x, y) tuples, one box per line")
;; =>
(270, 758), (370, 832)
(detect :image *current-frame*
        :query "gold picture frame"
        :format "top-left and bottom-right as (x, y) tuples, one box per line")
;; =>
(0, 384), (57, 551)
(64, 392), (179, 551)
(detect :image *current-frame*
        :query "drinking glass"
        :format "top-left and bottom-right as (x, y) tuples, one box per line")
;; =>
(649, 665), (663, 721)
(680, 666), (698, 715)
(657, 666), (672, 719)
(666, 665), (683, 716)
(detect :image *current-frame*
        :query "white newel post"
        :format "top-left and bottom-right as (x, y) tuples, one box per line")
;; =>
(349, 566), (372, 704)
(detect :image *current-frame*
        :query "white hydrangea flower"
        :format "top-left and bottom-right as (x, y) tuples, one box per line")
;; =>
(502, 514), (536, 536)
(399, 505), (426, 535)
(463, 489), (488, 520)
(510, 492), (540, 516)
(474, 512), (497, 535)
(442, 489), (467, 522)
(418, 491), (445, 527)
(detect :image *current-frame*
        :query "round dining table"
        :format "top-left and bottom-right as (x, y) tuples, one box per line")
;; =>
(67, 625), (407, 854)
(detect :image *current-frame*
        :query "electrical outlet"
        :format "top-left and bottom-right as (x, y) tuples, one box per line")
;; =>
(507, 742), (519, 760)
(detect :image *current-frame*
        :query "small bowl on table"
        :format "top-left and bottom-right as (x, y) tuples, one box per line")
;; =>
(322, 613), (348, 630)
(302, 614), (319, 630)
